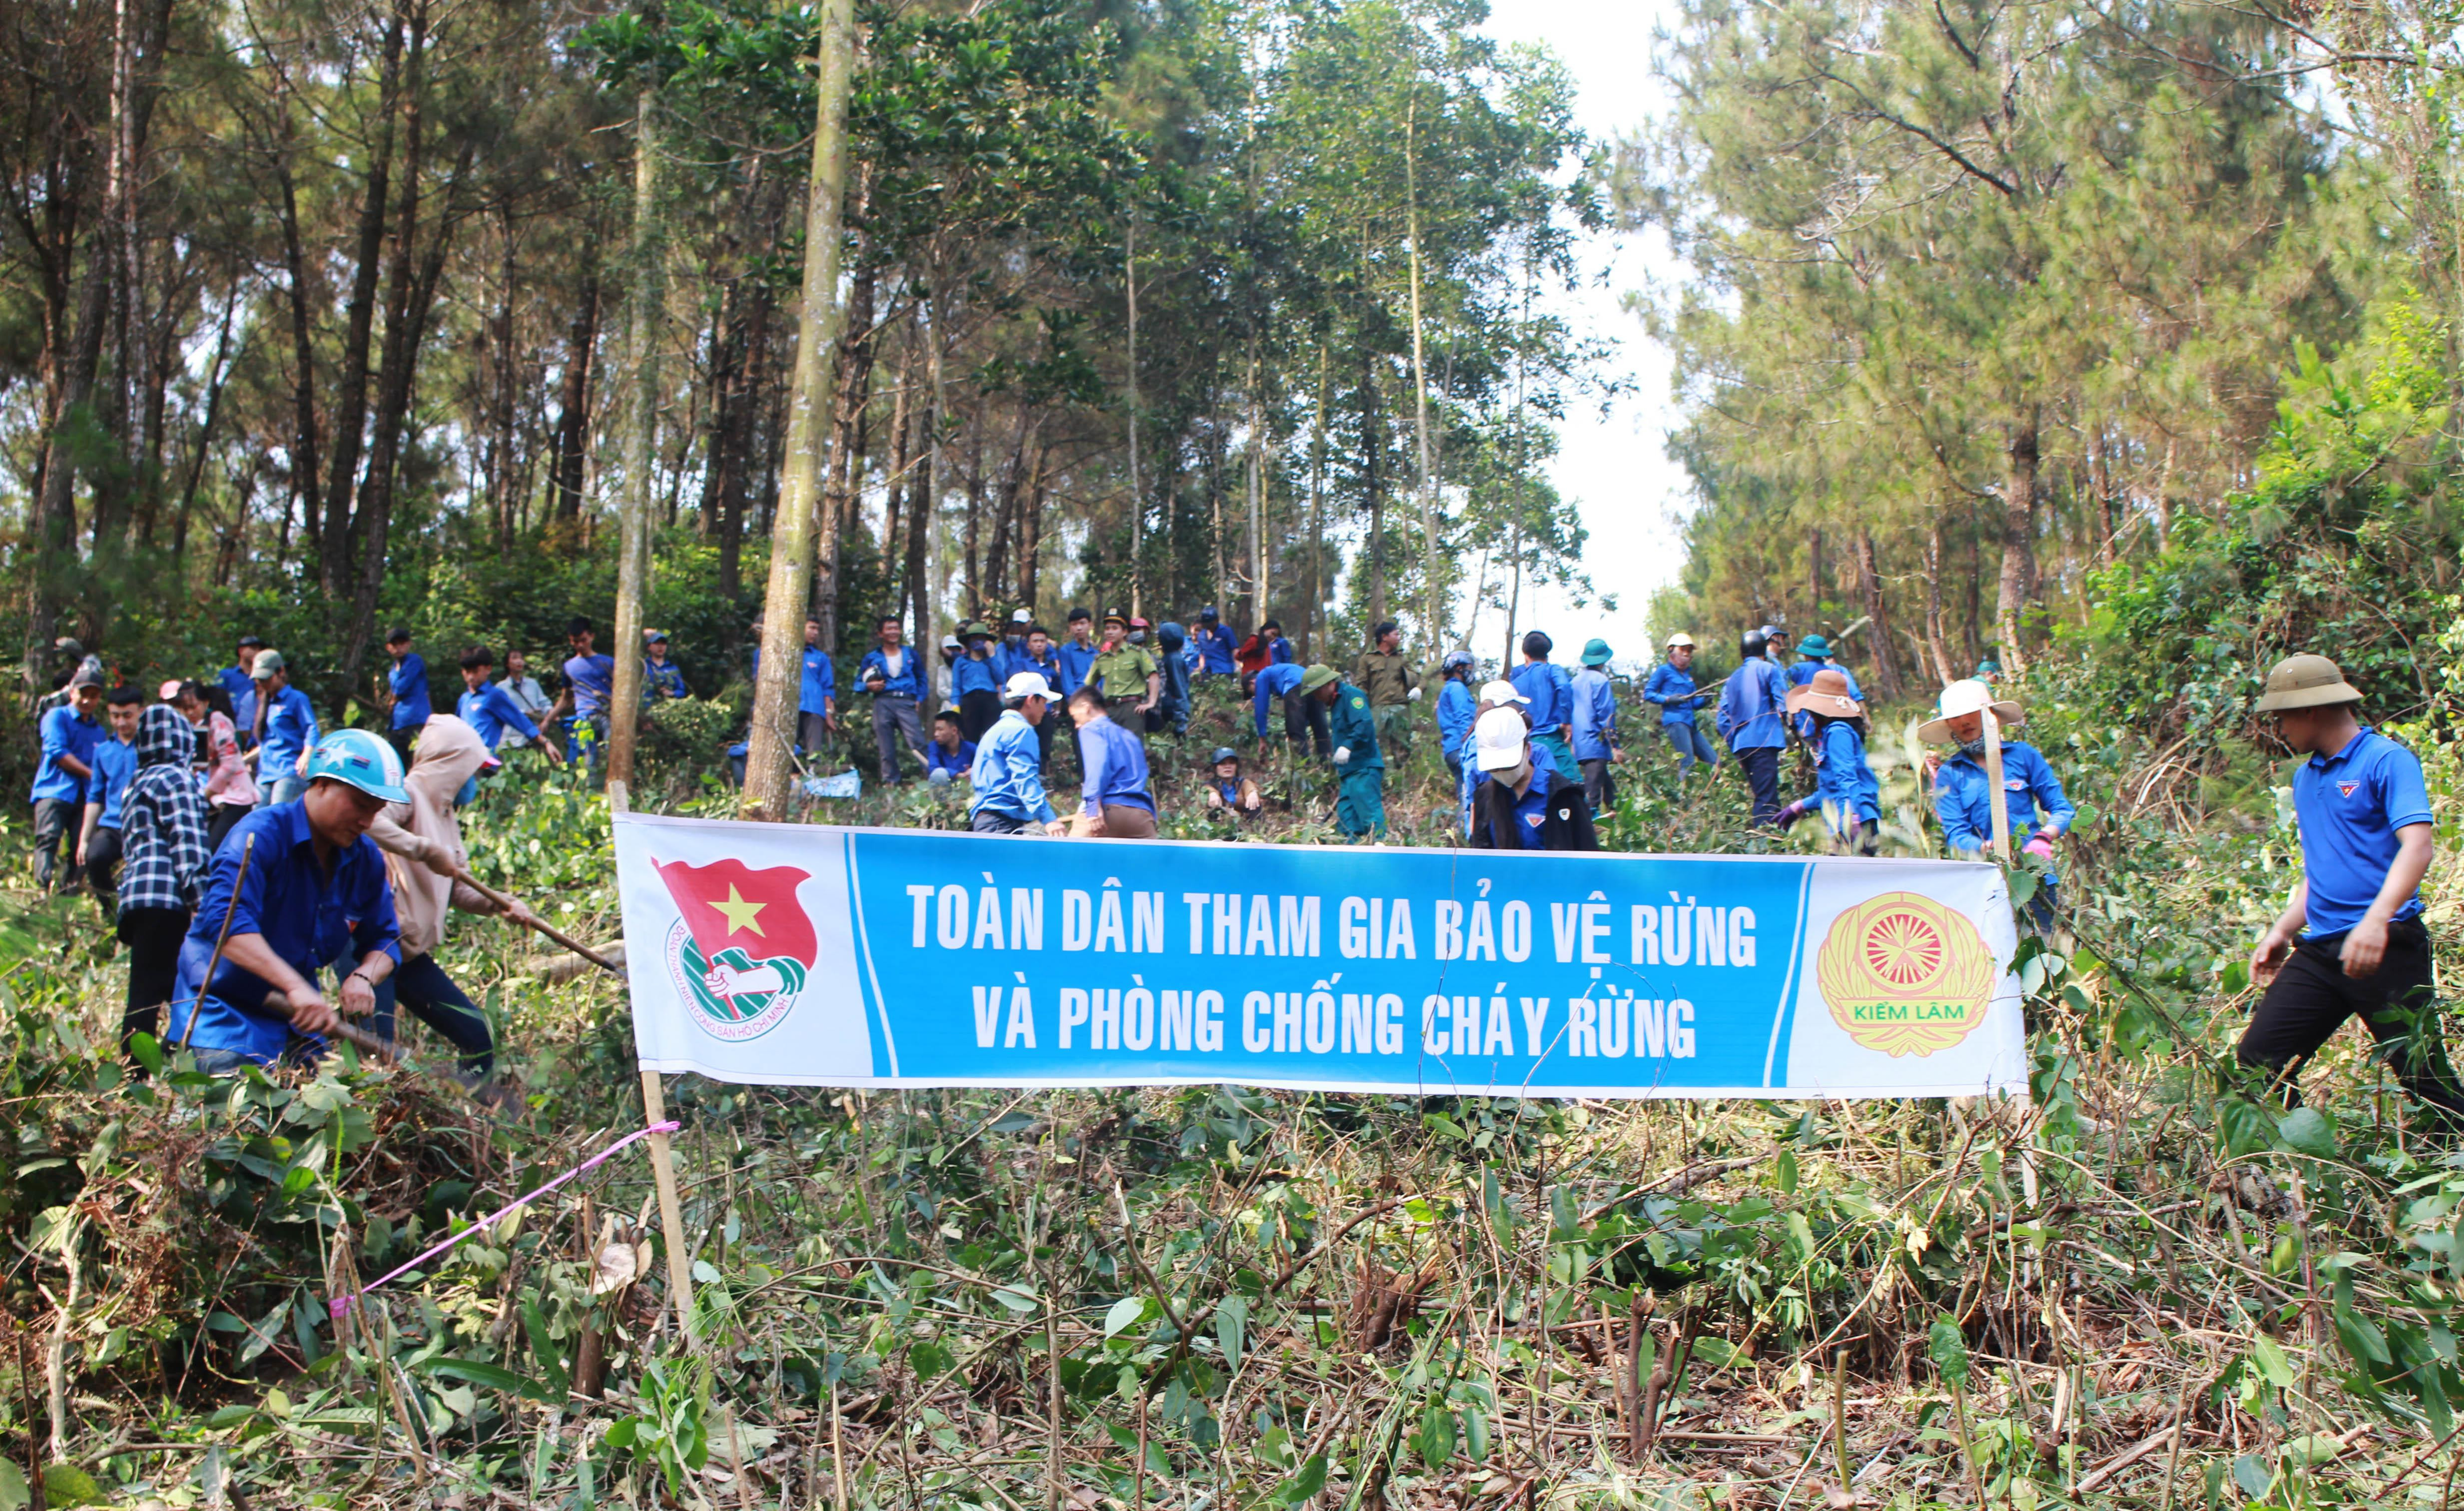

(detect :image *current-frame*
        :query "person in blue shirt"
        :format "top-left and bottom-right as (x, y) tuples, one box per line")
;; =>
(1434, 650), (1477, 782)
(993, 610), (1038, 681)
(1254, 660), (1312, 749)
(797, 617), (839, 753)
(168, 729), (406, 1072)
(383, 628), (430, 764)
(858, 615), (929, 784)
(1919, 677), (2076, 927)
(76, 687), (143, 898)
(1053, 609), (1098, 697)
(1467, 706), (1597, 851)
(1643, 634), (1718, 777)
(31, 672), (103, 892)
(967, 673), (1067, 835)
(1507, 632), (1577, 778)
(1570, 638), (1623, 812)
(1191, 608), (1239, 678)
(1774, 670), (1880, 854)
(1203, 747), (1263, 819)
(1066, 685), (1158, 836)
(1153, 622), (1194, 737)
(250, 651), (320, 807)
(556, 618), (617, 778)
(952, 622), (1004, 743)
(2240, 654), (2464, 1130)
(642, 631), (690, 703)
(1717, 630), (1790, 825)
(1311, 665), (1384, 839)
(456, 647), (564, 779)
(924, 711), (977, 787)
(999, 622), (1065, 771)
(222, 635), (264, 746)
(1786, 634), (1864, 740)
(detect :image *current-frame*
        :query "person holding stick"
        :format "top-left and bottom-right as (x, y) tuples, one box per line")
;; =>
(1919, 678), (2075, 929)
(363, 715), (531, 1094)
(168, 730), (403, 1071)
(2242, 654), (2464, 1132)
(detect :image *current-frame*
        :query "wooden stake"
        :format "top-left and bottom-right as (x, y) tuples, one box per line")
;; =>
(1980, 706), (2013, 863)
(639, 1070), (700, 1349)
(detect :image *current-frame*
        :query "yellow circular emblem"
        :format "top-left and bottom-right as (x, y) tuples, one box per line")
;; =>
(1815, 893), (1995, 1058)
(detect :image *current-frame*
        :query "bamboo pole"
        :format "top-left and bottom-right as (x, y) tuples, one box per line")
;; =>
(639, 1070), (701, 1351)
(1981, 706), (2013, 862)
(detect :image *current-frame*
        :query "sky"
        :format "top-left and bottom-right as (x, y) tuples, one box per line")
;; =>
(1465, 0), (1694, 671)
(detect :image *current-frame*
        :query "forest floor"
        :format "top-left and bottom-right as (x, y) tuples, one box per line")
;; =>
(4, 678), (2454, 1511)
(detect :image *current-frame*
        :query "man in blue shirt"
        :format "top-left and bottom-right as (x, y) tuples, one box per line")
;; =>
(1919, 678), (2075, 926)
(952, 622), (1003, 743)
(1716, 630), (1789, 825)
(457, 648), (564, 764)
(1053, 609), (1098, 697)
(642, 631), (689, 702)
(1507, 632), (1576, 778)
(2241, 654), (2464, 1131)
(251, 651), (320, 807)
(557, 618), (617, 779)
(1644, 634), (1717, 778)
(31, 671), (103, 892)
(798, 617), (839, 754)
(993, 609), (1038, 680)
(859, 615), (928, 784)
(967, 673), (1066, 835)
(1065, 685), (1158, 837)
(222, 635), (264, 745)
(1434, 650), (1477, 781)
(1255, 660), (1313, 750)
(1786, 634), (1863, 741)
(383, 628), (430, 764)
(1001, 623), (1065, 772)
(1191, 608), (1238, 678)
(923, 711), (976, 787)
(169, 729), (405, 1072)
(77, 686), (143, 898)
(1570, 638), (1622, 812)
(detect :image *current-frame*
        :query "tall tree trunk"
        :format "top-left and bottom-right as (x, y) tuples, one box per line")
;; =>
(1923, 515), (1957, 687)
(170, 289), (239, 576)
(1307, 340), (1327, 658)
(811, 253), (875, 647)
(1997, 409), (2039, 674)
(1244, 339), (1264, 629)
(318, 6), (409, 598)
(1852, 527), (1903, 701)
(486, 205), (518, 552)
(28, 224), (113, 681)
(275, 136), (324, 566)
(1017, 448), (1047, 610)
(1403, 92), (1442, 649)
(1961, 503), (1985, 671)
(919, 295), (949, 659)
(1806, 524), (1824, 631)
(962, 414), (985, 618)
(609, 80), (662, 798)
(880, 335), (916, 622)
(741, 0), (858, 820)
(1124, 213), (1143, 620)
(550, 272), (601, 520)
(1362, 351), (1384, 628)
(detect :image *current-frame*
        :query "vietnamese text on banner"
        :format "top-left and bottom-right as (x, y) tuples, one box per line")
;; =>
(612, 813), (2028, 1100)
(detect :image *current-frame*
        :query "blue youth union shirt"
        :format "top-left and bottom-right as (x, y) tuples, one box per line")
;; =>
(89, 738), (136, 827)
(167, 802), (402, 1063)
(800, 647), (836, 716)
(389, 652), (431, 729)
(459, 683), (540, 752)
(31, 706), (99, 803)
(2294, 727), (2433, 937)
(564, 653), (616, 718)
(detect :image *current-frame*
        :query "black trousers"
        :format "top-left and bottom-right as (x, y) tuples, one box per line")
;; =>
(958, 690), (1002, 745)
(369, 952), (496, 1077)
(1735, 747), (1782, 825)
(206, 801), (249, 853)
(33, 797), (79, 891)
(1285, 692), (1331, 757)
(2237, 918), (2464, 1130)
(118, 905), (192, 1059)
(386, 724), (422, 766)
(83, 824), (122, 899)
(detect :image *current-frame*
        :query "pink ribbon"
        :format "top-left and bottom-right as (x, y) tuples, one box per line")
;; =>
(327, 1120), (680, 1322)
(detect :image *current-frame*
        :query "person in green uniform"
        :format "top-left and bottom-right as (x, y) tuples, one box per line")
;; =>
(1306, 664), (1384, 840)
(1087, 611), (1161, 734)
(1350, 620), (1421, 757)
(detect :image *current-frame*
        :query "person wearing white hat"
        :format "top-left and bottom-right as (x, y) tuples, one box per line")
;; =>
(1467, 707), (1597, 851)
(1064, 684), (1158, 838)
(2240, 653), (2464, 1131)
(965, 673), (1066, 834)
(1643, 633), (1717, 778)
(1919, 678), (2075, 924)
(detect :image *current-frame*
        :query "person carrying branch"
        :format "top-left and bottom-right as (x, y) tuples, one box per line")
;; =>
(1919, 678), (2075, 928)
(2242, 654), (2464, 1132)
(364, 715), (533, 1096)
(167, 730), (403, 1072)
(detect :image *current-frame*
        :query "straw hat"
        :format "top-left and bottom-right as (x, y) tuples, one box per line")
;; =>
(1785, 667), (1864, 720)
(1917, 678), (2023, 744)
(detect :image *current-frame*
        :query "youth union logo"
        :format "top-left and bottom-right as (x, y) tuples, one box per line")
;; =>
(653, 856), (818, 1042)
(1814, 893), (1995, 1058)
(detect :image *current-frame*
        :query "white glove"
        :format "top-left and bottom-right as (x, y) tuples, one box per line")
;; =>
(1334, 746), (1351, 764)
(1408, 687), (1422, 702)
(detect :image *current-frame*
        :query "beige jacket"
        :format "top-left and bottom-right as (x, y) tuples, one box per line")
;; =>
(367, 715), (502, 957)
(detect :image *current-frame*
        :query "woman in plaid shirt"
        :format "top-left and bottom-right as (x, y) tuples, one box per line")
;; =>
(119, 703), (213, 1061)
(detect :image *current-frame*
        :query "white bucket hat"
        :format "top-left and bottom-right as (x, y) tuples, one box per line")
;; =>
(1478, 678), (1529, 707)
(1664, 633), (1696, 650)
(1917, 678), (2023, 744)
(1473, 706), (1532, 771)
(1002, 671), (1056, 702)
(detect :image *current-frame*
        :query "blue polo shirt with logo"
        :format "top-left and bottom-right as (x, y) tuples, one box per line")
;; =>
(2293, 726), (2432, 937)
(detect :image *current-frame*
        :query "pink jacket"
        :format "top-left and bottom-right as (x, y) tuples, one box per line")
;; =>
(200, 711), (258, 809)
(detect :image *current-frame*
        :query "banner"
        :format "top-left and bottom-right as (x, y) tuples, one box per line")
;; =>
(612, 813), (2028, 1100)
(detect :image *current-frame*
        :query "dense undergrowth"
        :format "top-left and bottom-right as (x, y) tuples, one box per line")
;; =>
(16, 351), (2464, 1506)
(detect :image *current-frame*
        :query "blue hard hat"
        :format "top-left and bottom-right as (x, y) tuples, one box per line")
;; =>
(303, 728), (409, 803)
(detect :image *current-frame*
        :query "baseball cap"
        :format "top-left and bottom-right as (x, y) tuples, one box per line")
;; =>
(1003, 671), (1055, 701)
(1473, 707), (1531, 771)
(251, 650), (285, 678)
(1479, 679), (1527, 706)
(1009, 608), (1033, 626)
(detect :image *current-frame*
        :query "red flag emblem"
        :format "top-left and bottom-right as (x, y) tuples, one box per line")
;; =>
(654, 857), (818, 968)
(2338, 780), (2360, 798)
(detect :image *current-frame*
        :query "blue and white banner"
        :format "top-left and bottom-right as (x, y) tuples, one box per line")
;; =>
(613, 814), (2028, 1100)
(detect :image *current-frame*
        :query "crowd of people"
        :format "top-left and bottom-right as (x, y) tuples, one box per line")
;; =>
(25, 607), (2460, 1138)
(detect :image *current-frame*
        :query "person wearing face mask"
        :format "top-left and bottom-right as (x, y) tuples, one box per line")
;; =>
(1088, 613), (1162, 726)
(1467, 707), (1597, 851)
(1919, 679), (2075, 926)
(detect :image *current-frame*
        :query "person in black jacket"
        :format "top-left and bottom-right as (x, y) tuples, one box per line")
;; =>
(1467, 707), (1598, 851)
